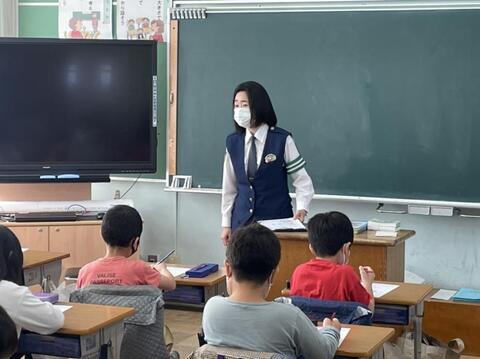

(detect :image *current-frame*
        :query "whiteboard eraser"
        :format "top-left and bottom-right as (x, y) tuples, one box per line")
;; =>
(430, 206), (454, 216)
(408, 205), (430, 215)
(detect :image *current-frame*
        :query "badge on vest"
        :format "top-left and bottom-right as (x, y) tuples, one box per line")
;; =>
(265, 154), (277, 163)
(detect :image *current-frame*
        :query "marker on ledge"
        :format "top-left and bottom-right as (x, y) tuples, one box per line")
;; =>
(57, 174), (80, 179)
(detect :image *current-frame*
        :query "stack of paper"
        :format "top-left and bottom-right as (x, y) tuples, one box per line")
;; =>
(452, 288), (480, 302)
(368, 219), (400, 231)
(372, 283), (399, 298)
(368, 219), (400, 237)
(257, 218), (306, 232)
(352, 221), (368, 234)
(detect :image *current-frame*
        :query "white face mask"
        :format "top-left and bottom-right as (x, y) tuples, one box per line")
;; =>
(234, 107), (251, 128)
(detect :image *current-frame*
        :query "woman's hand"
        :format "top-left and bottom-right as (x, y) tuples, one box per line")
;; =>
(221, 227), (232, 246)
(293, 209), (307, 222)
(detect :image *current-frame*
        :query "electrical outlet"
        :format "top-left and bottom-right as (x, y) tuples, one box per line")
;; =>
(147, 254), (158, 263)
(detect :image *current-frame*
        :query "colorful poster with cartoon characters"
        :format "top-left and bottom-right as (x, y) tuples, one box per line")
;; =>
(59, 0), (113, 39)
(116, 0), (165, 42)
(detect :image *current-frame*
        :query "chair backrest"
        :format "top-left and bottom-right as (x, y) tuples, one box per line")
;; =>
(70, 285), (170, 359)
(275, 296), (372, 325)
(187, 344), (288, 359)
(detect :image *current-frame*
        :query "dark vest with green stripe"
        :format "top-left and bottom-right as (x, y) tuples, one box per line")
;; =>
(226, 126), (293, 230)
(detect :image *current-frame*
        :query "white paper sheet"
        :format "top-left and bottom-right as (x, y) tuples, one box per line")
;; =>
(167, 266), (192, 278)
(430, 289), (457, 301)
(372, 283), (399, 298)
(21, 248), (29, 252)
(54, 305), (72, 312)
(257, 218), (306, 231)
(318, 327), (350, 347)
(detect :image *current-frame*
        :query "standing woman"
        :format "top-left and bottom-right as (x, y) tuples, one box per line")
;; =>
(221, 81), (314, 245)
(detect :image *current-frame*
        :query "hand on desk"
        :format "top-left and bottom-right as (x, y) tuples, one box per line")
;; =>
(321, 317), (341, 331)
(293, 209), (307, 223)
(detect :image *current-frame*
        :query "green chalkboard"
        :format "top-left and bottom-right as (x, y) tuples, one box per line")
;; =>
(176, 10), (480, 202)
(18, 3), (166, 179)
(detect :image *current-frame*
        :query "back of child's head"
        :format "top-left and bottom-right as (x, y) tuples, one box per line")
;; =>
(307, 211), (353, 257)
(226, 223), (280, 286)
(0, 225), (24, 285)
(101, 205), (143, 247)
(0, 305), (18, 359)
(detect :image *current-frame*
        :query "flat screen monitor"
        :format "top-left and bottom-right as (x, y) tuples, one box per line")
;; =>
(0, 38), (157, 181)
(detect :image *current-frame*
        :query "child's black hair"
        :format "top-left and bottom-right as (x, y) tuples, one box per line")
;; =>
(307, 211), (354, 257)
(101, 205), (143, 247)
(0, 305), (18, 359)
(226, 223), (280, 286)
(0, 225), (24, 285)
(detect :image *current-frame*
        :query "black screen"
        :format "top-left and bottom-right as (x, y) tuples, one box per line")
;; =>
(0, 39), (156, 175)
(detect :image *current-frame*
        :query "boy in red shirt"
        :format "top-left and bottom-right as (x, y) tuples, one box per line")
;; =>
(77, 205), (176, 291)
(290, 211), (375, 311)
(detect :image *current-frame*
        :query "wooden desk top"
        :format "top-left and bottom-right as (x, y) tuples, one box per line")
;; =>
(57, 303), (135, 336)
(275, 230), (415, 247)
(167, 264), (226, 287)
(375, 281), (433, 306)
(337, 324), (394, 357)
(5, 220), (101, 227)
(23, 250), (70, 269)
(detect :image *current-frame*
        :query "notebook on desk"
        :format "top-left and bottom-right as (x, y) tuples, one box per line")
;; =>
(452, 288), (480, 302)
(257, 218), (306, 232)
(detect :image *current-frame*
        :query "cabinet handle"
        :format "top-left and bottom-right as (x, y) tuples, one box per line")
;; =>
(55, 228), (60, 232)
(38, 228), (43, 233)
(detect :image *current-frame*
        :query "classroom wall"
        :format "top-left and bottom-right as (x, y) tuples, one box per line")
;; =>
(93, 179), (480, 290)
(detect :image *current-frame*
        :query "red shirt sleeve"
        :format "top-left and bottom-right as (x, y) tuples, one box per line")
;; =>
(341, 266), (371, 307)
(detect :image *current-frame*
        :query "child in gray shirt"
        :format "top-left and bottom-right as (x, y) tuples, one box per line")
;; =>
(203, 224), (340, 359)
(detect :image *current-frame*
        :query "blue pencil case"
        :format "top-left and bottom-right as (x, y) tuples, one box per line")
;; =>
(186, 263), (218, 278)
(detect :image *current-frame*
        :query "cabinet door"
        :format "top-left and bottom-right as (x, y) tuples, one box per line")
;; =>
(9, 226), (49, 251)
(49, 225), (105, 279)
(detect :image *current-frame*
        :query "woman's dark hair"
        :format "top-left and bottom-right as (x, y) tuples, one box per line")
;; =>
(0, 225), (24, 285)
(307, 211), (354, 257)
(101, 205), (143, 247)
(233, 81), (278, 132)
(226, 223), (281, 286)
(0, 305), (18, 358)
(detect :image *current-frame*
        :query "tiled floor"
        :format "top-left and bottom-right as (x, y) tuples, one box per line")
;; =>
(165, 309), (203, 358)
(165, 308), (479, 359)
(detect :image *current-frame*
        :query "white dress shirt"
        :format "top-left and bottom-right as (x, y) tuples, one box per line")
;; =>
(0, 279), (65, 336)
(221, 123), (314, 228)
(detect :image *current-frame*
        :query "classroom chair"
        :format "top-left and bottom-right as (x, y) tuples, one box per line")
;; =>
(70, 285), (178, 359)
(187, 344), (288, 359)
(275, 296), (372, 325)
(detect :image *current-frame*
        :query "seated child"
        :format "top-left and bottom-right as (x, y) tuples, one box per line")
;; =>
(77, 205), (176, 291)
(202, 223), (340, 359)
(0, 305), (18, 358)
(0, 225), (64, 337)
(290, 211), (375, 311)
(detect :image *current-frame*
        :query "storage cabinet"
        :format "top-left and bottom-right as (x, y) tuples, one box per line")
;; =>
(6, 221), (104, 280)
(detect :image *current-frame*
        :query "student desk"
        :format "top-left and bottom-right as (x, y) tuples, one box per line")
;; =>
(270, 230), (415, 300)
(338, 324), (394, 358)
(374, 281), (433, 359)
(424, 289), (480, 356)
(23, 249), (70, 286)
(19, 302), (135, 358)
(164, 264), (227, 309)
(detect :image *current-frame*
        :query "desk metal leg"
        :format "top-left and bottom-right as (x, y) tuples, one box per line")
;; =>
(413, 302), (424, 359)
(371, 345), (385, 359)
